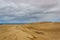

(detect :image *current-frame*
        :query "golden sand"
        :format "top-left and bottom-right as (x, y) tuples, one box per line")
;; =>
(0, 22), (60, 40)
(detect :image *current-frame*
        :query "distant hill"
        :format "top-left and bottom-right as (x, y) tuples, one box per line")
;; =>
(0, 22), (60, 40)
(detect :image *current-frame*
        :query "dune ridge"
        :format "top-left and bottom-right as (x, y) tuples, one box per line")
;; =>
(0, 22), (60, 40)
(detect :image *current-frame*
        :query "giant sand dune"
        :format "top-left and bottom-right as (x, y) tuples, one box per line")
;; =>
(0, 22), (60, 40)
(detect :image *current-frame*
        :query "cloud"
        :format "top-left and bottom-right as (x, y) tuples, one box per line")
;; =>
(0, 0), (60, 23)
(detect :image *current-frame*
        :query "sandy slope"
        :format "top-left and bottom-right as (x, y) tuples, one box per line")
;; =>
(0, 22), (60, 40)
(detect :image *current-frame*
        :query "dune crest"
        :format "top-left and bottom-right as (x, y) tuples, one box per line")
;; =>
(0, 22), (60, 40)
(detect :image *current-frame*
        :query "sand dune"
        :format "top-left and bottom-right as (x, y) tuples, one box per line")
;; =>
(0, 22), (60, 40)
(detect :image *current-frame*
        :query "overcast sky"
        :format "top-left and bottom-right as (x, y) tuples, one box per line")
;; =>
(0, 0), (60, 23)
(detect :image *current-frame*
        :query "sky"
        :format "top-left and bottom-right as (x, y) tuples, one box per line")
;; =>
(0, 0), (60, 23)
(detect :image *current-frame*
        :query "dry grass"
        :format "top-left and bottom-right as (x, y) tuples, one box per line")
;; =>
(0, 22), (60, 40)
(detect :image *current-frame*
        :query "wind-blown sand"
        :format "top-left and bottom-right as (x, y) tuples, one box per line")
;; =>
(0, 22), (60, 40)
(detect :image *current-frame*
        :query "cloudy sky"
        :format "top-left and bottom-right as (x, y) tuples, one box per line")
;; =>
(0, 0), (60, 23)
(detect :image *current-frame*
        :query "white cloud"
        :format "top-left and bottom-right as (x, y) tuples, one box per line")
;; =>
(0, 0), (60, 23)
